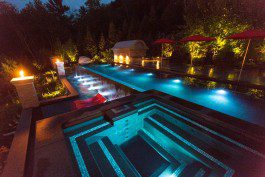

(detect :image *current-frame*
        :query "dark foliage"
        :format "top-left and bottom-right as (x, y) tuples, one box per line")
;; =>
(0, 0), (264, 65)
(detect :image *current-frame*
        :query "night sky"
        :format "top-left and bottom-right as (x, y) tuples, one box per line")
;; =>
(7, 0), (112, 10)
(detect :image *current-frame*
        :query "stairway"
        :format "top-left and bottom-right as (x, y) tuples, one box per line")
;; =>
(141, 114), (230, 177)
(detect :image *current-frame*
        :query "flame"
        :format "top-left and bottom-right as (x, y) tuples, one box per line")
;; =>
(19, 70), (25, 78)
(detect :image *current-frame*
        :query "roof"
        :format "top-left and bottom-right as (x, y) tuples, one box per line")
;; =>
(112, 40), (149, 50)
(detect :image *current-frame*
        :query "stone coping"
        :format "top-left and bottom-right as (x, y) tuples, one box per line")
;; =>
(2, 109), (32, 177)
(40, 77), (79, 106)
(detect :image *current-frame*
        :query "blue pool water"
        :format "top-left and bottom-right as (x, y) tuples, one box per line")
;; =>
(84, 64), (265, 127)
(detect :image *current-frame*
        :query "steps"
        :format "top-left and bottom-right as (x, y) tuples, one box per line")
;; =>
(86, 137), (140, 177)
(143, 115), (231, 176)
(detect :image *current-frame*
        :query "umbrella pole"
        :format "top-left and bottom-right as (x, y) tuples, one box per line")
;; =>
(161, 44), (163, 68)
(236, 39), (251, 91)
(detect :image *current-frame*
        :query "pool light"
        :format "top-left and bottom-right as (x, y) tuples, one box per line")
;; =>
(147, 73), (153, 76)
(173, 79), (181, 83)
(74, 75), (83, 79)
(216, 89), (227, 95)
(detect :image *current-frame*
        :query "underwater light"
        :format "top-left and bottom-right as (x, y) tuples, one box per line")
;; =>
(74, 75), (83, 79)
(99, 90), (115, 96)
(89, 85), (103, 90)
(173, 79), (181, 83)
(78, 77), (93, 82)
(147, 73), (153, 76)
(216, 89), (227, 95)
(130, 69), (134, 71)
(82, 80), (101, 86)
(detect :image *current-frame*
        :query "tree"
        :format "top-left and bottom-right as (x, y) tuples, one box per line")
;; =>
(63, 39), (78, 62)
(108, 22), (120, 46)
(46, 0), (69, 16)
(99, 33), (106, 52)
(85, 30), (98, 57)
(85, 0), (101, 11)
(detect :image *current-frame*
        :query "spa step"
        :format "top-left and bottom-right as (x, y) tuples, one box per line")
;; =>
(88, 137), (139, 177)
(71, 126), (114, 177)
(138, 130), (188, 176)
(178, 161), (211, 177)
(144, 118), (228, 176)
(101, 137), (141, 177)
(138, 130), (182, 166)
(114, 145), (142, 177)
(150, 113), (250, 161)
(88, 140), (118, 177)
(64, 118), (109, 137)
(149, 114), (232, 164)
(142, 120), (212, 177)
(158, 163), (187, 177)
(76, 138), (103, 177)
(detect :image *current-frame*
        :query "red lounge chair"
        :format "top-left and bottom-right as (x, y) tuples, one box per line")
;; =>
(73, 93), (107, 110)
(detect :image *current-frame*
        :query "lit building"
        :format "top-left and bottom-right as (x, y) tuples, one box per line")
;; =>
(112, 40), (149, 65)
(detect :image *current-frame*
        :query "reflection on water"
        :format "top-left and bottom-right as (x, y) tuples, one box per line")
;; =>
(208, 68), (214, 77)
(131, 60), (265, 86)
(207, 81), (217, 89)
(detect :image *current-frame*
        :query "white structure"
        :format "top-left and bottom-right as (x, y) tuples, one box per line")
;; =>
(112, 40), (148, 64)
(78, 56), (92, 65)
(11, 75), (39, 109)
(55, 61), (65, 76)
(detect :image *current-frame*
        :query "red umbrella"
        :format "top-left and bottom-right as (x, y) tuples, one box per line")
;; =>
(226, 29), (265, 88)
(153, 38), (176, 60)
(179, 35), (216, 65)
(153, 38), (176, 44)
(179, 35), (216, 42)
(226, 29), (265, 40)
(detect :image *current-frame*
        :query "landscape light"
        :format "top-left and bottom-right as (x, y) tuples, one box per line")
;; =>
(125, 56), (130, 65)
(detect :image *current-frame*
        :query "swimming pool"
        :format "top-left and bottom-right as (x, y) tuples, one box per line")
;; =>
(83, 64), (265, 127)
(64, 99), (265, 177)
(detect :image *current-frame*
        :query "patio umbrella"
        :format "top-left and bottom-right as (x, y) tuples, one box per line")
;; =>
(153, 38), (176, 58)
(226, 29), (265, 88)
(179, 35), (216, 65)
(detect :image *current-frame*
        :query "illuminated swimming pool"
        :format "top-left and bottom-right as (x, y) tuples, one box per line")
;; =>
(83, 64), (265, 127)
(64, 99), (265, 177)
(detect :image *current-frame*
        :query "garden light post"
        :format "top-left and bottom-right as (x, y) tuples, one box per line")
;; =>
(11, 70), (39, 109)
